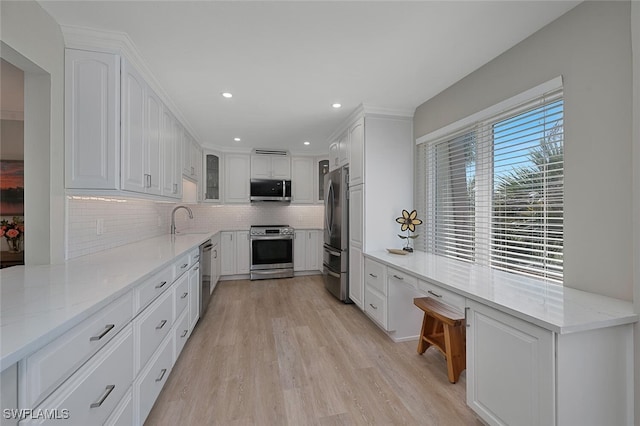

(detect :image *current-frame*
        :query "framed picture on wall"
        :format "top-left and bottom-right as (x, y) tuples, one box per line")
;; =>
(0, 160), (24, 215)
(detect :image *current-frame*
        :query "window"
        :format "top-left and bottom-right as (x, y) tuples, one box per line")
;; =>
(416, 81), (564, 283)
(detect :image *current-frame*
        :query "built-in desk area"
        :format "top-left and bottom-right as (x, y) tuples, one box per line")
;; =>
(363, 249), (638, 426)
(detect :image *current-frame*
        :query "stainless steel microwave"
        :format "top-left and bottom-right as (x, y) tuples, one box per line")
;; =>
(250, 179), (292, 202)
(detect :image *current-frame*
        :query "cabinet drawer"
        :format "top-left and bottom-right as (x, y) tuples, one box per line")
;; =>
(173, 273), (189, 319)
(135, 333), (174, 425)
(23, 325), (133, 425)
(22, 292), (133, 408)
(104, 387), (132, 426)
(174, 254), (191, 279)
(188, 247), (200, 268)
(387, 267), (418, 290)
(418, 280), (465, 310)
(134, 265), (173, 314)
(174, 309), (190, 361)
(364, 287), (387, 330)
(364, 258), (386, 295)
(134, 289), (173, 374)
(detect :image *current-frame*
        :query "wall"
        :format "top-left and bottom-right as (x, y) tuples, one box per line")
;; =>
(414, 1), (633, 301)
(1, 1), (65, 264)
(66, 197), (323, 259)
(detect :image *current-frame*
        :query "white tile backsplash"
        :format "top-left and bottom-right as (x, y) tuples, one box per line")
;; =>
(66, 197), (323, 259)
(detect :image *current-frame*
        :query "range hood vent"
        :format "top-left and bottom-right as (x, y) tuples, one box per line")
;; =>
(253, 149), (289, 156)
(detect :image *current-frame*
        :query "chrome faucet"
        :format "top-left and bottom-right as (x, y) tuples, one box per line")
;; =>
(171, 205), (194, 234)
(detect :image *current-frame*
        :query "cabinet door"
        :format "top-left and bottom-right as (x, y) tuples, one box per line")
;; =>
(220, 232), (235, 276)
(121, 59), (147, 193)
(188, 263), (200, 331)
(235, 231), (250, 274)
(250, 155), (271, 179)
(190, 140), (201, 182)
(291, 157), (314, 204)
(271, 156), (291, 179)
(338, 129), (349, 167)
(181, 128), (191, 176)
(349, 185), (364, 249)
(65, 49), (120, 190)
(349, 246), (364, 309)
(204, 152), (221, 202)
(306, 231), (319, 271)
(211, 243), (220, 291)
(328, 142), (340, 171)
(145, 87), (162, 195)
(467, 300), (554, 426)
(349, 117), (364, 185)
(224, 154), (250, 203)
(293, 230), (306, 272)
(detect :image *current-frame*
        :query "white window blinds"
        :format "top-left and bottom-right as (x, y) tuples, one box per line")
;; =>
(416, 82), (564, 283)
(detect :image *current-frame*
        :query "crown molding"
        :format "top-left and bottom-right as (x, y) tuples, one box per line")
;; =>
(60, 25), (202, 144)
(327, 103), (414, 142)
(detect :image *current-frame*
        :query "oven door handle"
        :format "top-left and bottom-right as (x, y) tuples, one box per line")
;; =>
(325, 269), (341, 279)
(250, 235), (294, 241)
(324, 247), (341, 257)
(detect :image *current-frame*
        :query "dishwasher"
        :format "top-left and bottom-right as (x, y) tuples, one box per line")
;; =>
(199, 239), (213, 317)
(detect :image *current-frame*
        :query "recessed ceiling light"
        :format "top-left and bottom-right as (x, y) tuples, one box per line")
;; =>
(234, 137), (241, 142)
(222, 92), (233, 98)
(332, 103), (342, 109)
(303, 141), (310, 146)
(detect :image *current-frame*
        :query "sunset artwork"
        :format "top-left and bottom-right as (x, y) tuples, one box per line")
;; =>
(0, 160), (24, 215)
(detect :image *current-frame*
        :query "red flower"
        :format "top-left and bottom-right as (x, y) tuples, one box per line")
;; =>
(6, 229), (19, 239)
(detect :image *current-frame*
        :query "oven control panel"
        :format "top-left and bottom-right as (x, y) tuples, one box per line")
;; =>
(250, 226), (294, 236)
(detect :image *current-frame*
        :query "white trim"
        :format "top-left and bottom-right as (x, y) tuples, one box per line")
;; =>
(416, 76), (563, 145)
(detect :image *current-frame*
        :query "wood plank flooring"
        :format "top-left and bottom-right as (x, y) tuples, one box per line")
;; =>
(145, 275), (482, 425)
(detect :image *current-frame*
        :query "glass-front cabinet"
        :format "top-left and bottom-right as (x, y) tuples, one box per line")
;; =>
(317, 158), (329, 203)
(204, 151), (221, 202)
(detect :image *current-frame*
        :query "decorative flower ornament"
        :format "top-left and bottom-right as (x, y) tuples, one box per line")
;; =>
(396, 209), (422, 252)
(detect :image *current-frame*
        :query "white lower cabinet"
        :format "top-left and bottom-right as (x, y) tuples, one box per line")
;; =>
(466, 300), (554, 426)
(22, 325), (133, 425)
(104, 388), (133, 426)
(188, 263), (200, 333)
(349, 246), (364, 308)
(220, 231), (250, 276)
(133, 286), (174, 374)
(293, 230), (320, 272)
(134, 332), (174, 425)
(174, 309), (191, 360)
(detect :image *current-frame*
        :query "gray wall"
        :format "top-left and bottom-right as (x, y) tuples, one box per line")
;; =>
(414, 1), (633, 301)
(1, 0), (65, 263)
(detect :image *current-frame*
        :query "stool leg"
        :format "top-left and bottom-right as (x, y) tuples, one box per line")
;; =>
(417, 313), (432, 354)
(443, 323), (466, 384)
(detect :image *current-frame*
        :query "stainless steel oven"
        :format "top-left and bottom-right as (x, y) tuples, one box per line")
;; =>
(249, 225), (294, 280)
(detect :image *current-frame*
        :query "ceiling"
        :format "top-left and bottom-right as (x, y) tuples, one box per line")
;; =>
(40, 1), (580, 155)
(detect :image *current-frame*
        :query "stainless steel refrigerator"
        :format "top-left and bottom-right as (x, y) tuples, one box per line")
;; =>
(323, 166), (350, 302)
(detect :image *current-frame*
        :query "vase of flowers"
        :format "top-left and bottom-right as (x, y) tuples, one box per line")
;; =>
(1, 217), (24, 253)
(395, 209), (422, 252)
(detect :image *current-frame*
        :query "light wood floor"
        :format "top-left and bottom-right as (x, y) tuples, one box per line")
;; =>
(145, 275), (482, 425)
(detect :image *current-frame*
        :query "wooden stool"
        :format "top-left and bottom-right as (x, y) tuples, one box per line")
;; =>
(413, 297), (466, 384)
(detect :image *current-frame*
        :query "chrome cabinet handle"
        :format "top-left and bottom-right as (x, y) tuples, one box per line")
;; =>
(90, 385), (115, 408)
(173, 183), (178, 194)
(90, 324), (115, 342)
(181, 330), (188, 338)
(392, 274), (404, 280)
(369, 303), (378, 310)
(465, 307), (471, 327)
(181, 292), (188, 299)
(155, 368), (167, 382)
(194, 254), (200, 260)
(195, 266), (199, 271)
(155, 281), (167, 289)
(369, 273), (377, 278)
(427, 290), (442, 298)
(214, 250), (217, 259)
(156, 319), (168, 330)
(181, 263), (188, 269)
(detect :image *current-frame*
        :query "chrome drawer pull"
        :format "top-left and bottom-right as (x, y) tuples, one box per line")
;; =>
(427, 290), (442, 298)
(465, 307), (470, 327)
(194, 254), (200, 260)
(181, 330), (188, 338)
(90, 384), (115, 408)
(181, 263), (188, 269)
(369, 273), (377, 278)
(181, 292), (188, 299)
(90, 324), (115, 342)
(156, 319), (168, 330)
(155, 281), (167, 289)
(155, 368), (167, 382)
(369, 303), (378, 310)
(393, 274), (404, 280)
(195, 266), (199, 271)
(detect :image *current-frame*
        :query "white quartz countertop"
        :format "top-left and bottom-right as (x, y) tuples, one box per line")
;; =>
(0, 232), (213, 370)
(365, 250), (637, 334)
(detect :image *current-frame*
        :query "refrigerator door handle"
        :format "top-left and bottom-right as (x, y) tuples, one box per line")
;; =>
(326, 269), (341, 279)
(325, 179), (334, 235)
(325, 247), (341, 257)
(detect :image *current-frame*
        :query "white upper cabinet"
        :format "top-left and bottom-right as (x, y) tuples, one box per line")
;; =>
(291, 157), (314, 204)
(224, 153), (250, 203)
(161, 109), (182, 199)
(121, 59), (147, 194)
(329, 130), (349, 172)
(250, 154), (291, 179)
(144, 87), (162, 196)
(203, 151), (222, 202)
(348, 117), (364, 186)
(65, 49), (120, 189)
